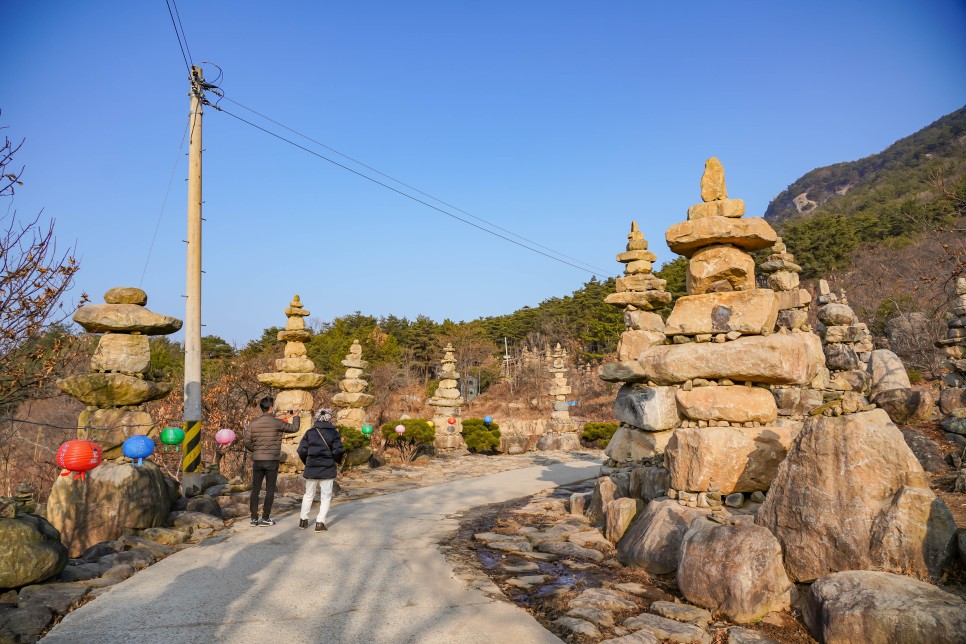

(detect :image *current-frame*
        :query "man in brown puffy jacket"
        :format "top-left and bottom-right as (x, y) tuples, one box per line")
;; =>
(243, 396), (300, 526)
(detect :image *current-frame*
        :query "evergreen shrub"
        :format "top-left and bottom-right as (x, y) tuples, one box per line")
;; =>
(337, 425), (368, 452)
(581, 422), (618, 448)
(460, 418), (501, 454)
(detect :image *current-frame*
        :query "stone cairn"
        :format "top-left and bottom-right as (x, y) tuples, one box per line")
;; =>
(57, 287), (182, 458)
(938, 277), (966, 433)
(427, 343), (467, 453)
(256, 295), (324, 474)
(536, 344), (582, 450)
(331, 340), (374, 429)
(599, 221), (675, 467)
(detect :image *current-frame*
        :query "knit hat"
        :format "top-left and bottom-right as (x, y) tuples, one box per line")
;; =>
(314, 408), (333, 423)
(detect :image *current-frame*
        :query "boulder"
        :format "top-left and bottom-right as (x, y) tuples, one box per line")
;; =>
(185, 496), (222, 518)
(613, 385), (680, 432)
(47, 460), (171, 558)
(0, 514), (68, 590)
(90, 333), (151, 373)
(76, 409), (156, 459)
(665, 424), (800, 494)
(104, 287), (148, 305)
(817, 303), (856, 326)
(677, 518), (793, 623)
(181, 471), (228, 498)
(625, 310), (665, 332)
(605, 498), (640, 543)
(535, 432), (581, 451)
(824, 343), (859, 371)
(665, 216), (777, 258)
(675, 386), (777, 424)
(617, 498), (709, 574)
(629, 466), (669, 502)
(605, 427), (673, 464)
(685, 245), (755, 295)
(872, 387), (935, 425)
(56, 373), (173, 407)
(939, 386), (966, 415)
(756, 409), (956, 582)
(618, 330), (667, 362)
(587, 477), (619, 524)
(804, 570), (966, 644)
(664, 290), (779, 337)
(73, 303), (182, 334)
(772, 387), (823, 417)
(343, 446), (373, 467)
(866, 351), (911, 398)
(900, 429), (947, 473)
(638, 333), (824, 386)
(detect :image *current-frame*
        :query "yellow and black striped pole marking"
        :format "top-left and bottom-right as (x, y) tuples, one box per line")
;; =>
(182, 420), (202, 473)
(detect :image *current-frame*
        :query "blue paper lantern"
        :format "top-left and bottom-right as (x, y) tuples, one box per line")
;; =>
(483, 416), (492, 425)
(122, 435), (155, 467)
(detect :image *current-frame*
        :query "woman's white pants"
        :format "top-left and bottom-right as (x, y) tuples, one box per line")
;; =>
(300, 478), (334, 524)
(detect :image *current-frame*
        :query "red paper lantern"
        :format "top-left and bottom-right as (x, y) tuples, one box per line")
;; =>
(447, 417), (456, 425)
(56, 440), (103, 481)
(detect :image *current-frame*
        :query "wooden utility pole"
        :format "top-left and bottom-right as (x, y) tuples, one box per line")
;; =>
(182, 65), (204, 486)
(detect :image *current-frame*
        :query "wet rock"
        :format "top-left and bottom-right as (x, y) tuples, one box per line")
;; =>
(649, 601), (711, 627)
(553, 616), (601, 638)
(623, 612), (711, 644)
(804, 570), (966, 644)
(677, 518), (793, 622)
(506, 575), (547, 589)
(537, 541), (603, 562)
(567, 606), (616, 627)
(488, 540), (533, 554)
(0, 514), (69, 589)
(570, 587), (637, 612)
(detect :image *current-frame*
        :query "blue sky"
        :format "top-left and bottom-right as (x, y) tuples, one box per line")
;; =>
(3, 1), (965, 346)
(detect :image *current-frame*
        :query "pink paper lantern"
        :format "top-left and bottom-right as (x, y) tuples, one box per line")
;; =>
(215, 428), (236, 446)
(395, 424), (406, 435)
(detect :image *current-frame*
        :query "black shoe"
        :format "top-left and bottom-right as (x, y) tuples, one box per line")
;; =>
(258, 518), (276, 527)
(299, 518), (308, 529)
(315, 522), (326, 532)
(250, 518), (259, 527)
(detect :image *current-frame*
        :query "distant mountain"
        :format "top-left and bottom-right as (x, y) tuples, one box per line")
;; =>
(764, 105), (966, 277)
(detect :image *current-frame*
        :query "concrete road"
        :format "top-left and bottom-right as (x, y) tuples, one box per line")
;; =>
(44, 455), (601, 643)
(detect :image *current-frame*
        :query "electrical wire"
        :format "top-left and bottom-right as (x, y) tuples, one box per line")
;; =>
(169, 0), (194, 67)
(220, 96), (612, 276)
(213, 105), (606, 277)
(163, 0), (191, 73)
(139, 120), (190, 287)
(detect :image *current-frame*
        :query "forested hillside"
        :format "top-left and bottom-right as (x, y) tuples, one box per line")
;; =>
(765, 105), (966, 278)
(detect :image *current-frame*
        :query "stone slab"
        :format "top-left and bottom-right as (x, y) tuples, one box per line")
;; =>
(665, 290), (779, 336)
(675, 385), (778, 423)
(666, 216), (777, 258)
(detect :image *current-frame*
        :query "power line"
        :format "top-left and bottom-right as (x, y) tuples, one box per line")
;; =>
(139, 120), (190, 287)
(220, 96), (613, 276)
(163, 0), (191, 73)
(169, 0), (194, 67)
(213, 105), (603, 276)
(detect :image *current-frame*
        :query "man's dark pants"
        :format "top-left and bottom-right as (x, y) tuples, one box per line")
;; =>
(250, 460), (280, 519)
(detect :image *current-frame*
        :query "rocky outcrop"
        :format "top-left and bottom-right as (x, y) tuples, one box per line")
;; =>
(0, 513), (68, 589)
(803, 571), (966, 644)
(46, 461), (171, 557)
(677, 518), (793, 623)
(756, 409), (956, 581)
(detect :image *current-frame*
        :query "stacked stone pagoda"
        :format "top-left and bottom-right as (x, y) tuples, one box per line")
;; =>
(331, 340), (374, 428)
(939, 277), (966, 427)
(654, 158), (825, 503)
(58, 287), (182, 457)
(599, 222), (677, 466)
(537, 344), (582, 450)
(427, 343), (467, 453)
(256, 295), (324, 473)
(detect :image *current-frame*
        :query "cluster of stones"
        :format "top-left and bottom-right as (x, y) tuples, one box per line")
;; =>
(536, 344), (582, 451)
(938, 277), (966, 434)
(331, 340), (374, 428)
(598, 222), (675, 467)
(57, 287), (182, 457)
(427, 343), (467, 453)
(587, 159), (961, 637)
(809, 281), (877, 417)
(256, 295), (324, 473)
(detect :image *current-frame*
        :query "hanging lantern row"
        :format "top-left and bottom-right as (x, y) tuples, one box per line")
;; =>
(56, 440), (103, 481)
(122, 435), (155, 467)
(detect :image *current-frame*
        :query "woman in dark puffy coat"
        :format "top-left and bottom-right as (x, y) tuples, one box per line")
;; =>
(297, 408), (345, 532)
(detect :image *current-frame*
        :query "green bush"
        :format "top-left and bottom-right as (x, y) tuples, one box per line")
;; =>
(337, 425), (368, 452)
(581, 422), (618, 448)
(380, 419), (436, 445)
(461, 417), (501, 454)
